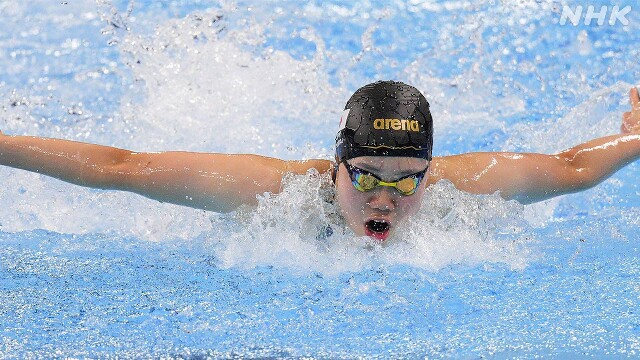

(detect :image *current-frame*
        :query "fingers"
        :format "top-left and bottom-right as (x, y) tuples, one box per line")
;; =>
(631, 87), (640, 111)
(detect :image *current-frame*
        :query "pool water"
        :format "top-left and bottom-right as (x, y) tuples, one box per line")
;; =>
(1, 0), (639, 357)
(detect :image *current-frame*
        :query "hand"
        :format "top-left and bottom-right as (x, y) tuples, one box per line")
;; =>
(622, 87), (640, 133)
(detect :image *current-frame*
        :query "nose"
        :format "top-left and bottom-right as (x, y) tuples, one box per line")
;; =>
(367, 187), (396, 211)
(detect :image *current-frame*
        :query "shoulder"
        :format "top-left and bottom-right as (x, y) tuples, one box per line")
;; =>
(425, 154), (477, 186)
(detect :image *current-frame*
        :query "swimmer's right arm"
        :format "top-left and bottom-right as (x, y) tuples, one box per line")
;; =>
(0, 131), (332, 212)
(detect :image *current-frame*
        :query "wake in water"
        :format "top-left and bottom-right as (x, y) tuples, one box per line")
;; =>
(211, 170), (535, 275)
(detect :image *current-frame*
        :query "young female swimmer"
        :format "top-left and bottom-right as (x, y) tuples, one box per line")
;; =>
(1, 81), (639, 241)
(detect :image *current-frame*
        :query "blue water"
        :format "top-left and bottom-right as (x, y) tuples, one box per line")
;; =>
(1, 0), (639, 358)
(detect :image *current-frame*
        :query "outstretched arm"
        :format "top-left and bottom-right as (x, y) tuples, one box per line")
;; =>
(428, 87), (640, 204)
(0, 133), (331, 212)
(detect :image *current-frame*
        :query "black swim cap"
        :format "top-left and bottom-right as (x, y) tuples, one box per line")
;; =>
(335, 80), (433, 163)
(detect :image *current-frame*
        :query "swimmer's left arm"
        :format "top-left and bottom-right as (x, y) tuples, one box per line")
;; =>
(430, 133), (640, 203)
(429, 87), (640, 204)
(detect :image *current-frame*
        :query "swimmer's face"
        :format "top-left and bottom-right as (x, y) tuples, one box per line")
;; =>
(335, 156), (429, 241)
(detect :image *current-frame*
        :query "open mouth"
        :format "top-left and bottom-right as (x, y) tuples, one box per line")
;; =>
(364, 219), (391, 241)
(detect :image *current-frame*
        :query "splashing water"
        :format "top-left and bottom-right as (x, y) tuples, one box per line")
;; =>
(0, 0), (639, 357)
(213, 172), (534, 275)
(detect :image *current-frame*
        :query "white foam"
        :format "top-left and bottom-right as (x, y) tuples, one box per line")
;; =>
(115, 8), (343, 158)
(211, 173), (535, 275)
(504, 82), (631, 154)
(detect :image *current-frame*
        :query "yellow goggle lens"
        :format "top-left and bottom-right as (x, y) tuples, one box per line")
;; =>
(396, 177), (418, 194)
(350, 165), (424, 196)
(354, 174), (419, 195)
(357, 174), (379, 191)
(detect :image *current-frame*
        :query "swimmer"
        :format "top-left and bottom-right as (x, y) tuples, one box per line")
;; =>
(1, 81), (640, 241)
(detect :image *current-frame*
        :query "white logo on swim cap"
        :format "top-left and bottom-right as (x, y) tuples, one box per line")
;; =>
(338, 109), (350, 131)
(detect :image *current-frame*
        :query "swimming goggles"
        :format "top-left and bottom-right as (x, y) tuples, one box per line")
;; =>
(343, 162), (428, 196)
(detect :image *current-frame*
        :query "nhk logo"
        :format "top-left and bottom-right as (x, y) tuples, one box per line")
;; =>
(373, 118), (420, 132)
(559, 5), (631, 26)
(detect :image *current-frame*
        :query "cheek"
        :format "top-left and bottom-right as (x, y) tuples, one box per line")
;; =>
(335, 180), (368, 235)
(336, 178), (355, 213)
(396, 191), (425, 217)
(335, 178), (364, 215)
